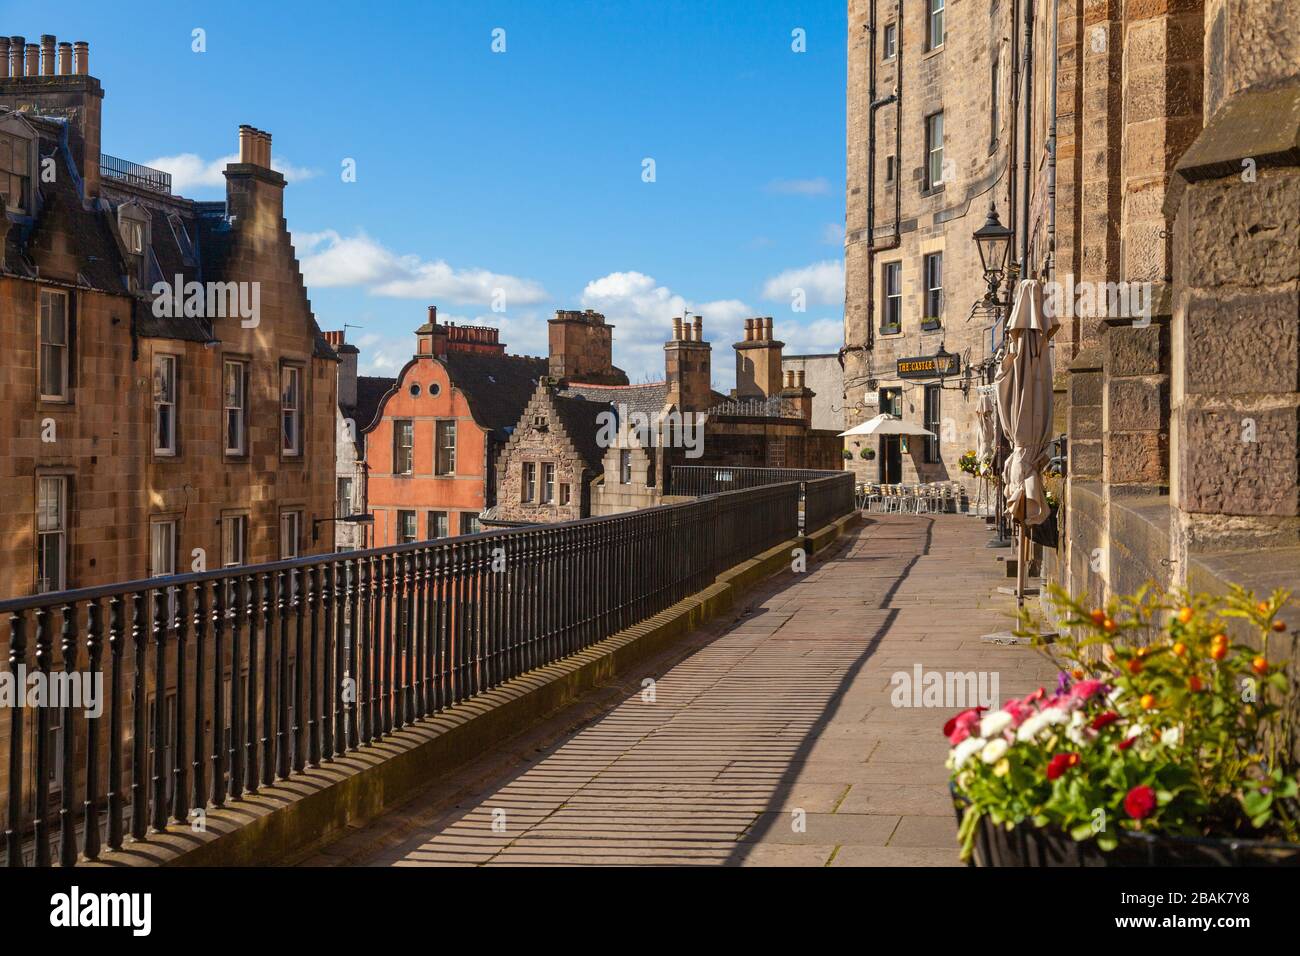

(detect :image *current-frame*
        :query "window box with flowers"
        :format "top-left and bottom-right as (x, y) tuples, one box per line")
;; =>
(945, 586), (1300, 866)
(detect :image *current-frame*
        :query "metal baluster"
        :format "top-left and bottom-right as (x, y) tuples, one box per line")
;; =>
(130, 590), (148, 840)
(382, 553), (394, 735)
(32, 607), (52, 864)
(150, 589), (168, 832)
(56, 603), (77, 866)
(358, 558), (372, 745)
(261, 574), (274, 785)
(193, 582), (208, 814)
(83, 601), (103, 861)
(345, 560), (359, 751)
(308, 565), (321, 767)
(5, 612), (27, 866)
(246, 574), (261, 795)
(395, 553), (408, 730)
(432, 547), (446, 712)
(322, 563), (336, 761)
(229, 578), (246, 799)
(172, 584), (190, 825)
(105, 597), (125, 851)
(413, 551), (425, 719)
(211, 581), (226, 807)
(292, 567), (306, 774)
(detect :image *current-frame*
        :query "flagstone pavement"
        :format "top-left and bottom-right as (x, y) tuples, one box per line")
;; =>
(301, 514), (1060, 867)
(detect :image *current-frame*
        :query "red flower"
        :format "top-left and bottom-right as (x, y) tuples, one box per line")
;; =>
(942, 707), (986, 745)
(1117, 736), (1137, 751)
(1046, 752), (1079, 781)
(1124, 785), (1157, 819)
(1090, 711), (1119, 731)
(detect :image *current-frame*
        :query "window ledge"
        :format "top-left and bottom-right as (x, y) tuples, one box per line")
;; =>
(878, 326), (903, 337)
(920, 320), (943, 332)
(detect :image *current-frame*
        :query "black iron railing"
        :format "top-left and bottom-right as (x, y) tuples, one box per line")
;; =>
(98, 153), (172, 194)
(803, 473), (856, 534)
(2, 481), (818, 867)
(668, 466), (847, 498)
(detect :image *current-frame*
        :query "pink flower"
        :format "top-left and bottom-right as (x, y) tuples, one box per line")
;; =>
(1070, 679), (1109, 701)
(943, 707), (986, 745)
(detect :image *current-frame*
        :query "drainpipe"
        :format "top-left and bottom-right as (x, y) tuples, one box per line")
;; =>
(1020, 0), (1035, 273)
(1047, 0), (1058, 281)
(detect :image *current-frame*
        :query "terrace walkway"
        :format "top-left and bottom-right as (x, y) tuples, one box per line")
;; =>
(301, 514), (1059, 867)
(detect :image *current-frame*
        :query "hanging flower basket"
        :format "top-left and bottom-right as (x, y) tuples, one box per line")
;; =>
(859, 448), (876, 461)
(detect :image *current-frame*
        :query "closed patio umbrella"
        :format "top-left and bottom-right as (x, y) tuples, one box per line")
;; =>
(995, 279), (1060, 603)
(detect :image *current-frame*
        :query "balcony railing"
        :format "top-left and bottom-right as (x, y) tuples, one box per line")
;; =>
(0, 478), (858, 866)
(668, 466), (853, 535)
(98, 153), (172, 194)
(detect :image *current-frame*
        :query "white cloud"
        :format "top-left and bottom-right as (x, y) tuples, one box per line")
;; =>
(765, 177), (831, 196)
(144, 152), (318, 193)
(762, 259), (844, 307)
(294, 230), (549, 307)
(783, 318), (845, 355)
(822, 222), (845, 245)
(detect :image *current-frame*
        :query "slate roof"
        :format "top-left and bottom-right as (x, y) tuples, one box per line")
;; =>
(559, 381), (669, 422)
(443, 352), (549, 439)
(550, 392), (612, 475)
(348, 375), (397, 432)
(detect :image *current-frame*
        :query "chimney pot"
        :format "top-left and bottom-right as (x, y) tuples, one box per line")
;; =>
(73, 40), (88, 75)
(692, 316), (702, 342)
(239, 125), (255, 164)
(57, 41), (72, 75)
(671, 316), (682, 341)
(25, 43), (39, 77)
(10, 37), (24, 77)
(428, 305), (438, 324)
(764, 317), (774, 340)
(40, 35), (55, 76)
(744, 318), (754, 341)
(0, 39), (9, 79)
(796, 370), (806, 389)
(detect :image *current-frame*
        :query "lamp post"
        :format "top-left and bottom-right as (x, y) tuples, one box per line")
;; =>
(312, 513), (375, 545)
(974, 203), (1014, 549)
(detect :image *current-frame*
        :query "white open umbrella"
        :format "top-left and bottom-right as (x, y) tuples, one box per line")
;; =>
(839, 413), (936, 438)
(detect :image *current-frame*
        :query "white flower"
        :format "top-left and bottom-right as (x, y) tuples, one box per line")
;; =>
(1042, 707), (1070, 726)
(980, 739), (1009, 764)
(1065, 709), (1093, 745)
(950, 736), (987, 769)
(979, 711), (1014, 738)
(1160, 726), (1181, 747)
(1126, 722), (1145, 740)
(1107, 685), (1126, 705)
(1016, 713), (1049, 742)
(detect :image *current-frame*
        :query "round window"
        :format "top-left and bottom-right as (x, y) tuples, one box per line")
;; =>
(409, 383), (421, 397)
(430, 382), (441, 397)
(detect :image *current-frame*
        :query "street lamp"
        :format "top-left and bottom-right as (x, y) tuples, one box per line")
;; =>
(973, 203), (1013, 305)
(312, 512), (375, 544)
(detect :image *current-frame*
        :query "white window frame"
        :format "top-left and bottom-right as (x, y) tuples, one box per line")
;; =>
(541, 463), (556, 504)
(36, 476), (67, 594)
(925, 252), (944, 321)
(397, 510), (417, 544)
(120, 218), (145, 255)
(0, 128), (33, 215)
(150, 519), (177, 578)
(281, 365), (302, 457)
(429, 511), (448, 539)
(280, 511), (301, 560)
(153, 354), (178, 456)
(883, 262), (902, 330)
(883, 22), (897, 60)
(222, 514), (248, 568)
(559, 483), (571, 507)
(522, 462), (536, 503)
(39, 289), (70, 402)
(928, 0), (945, 51)
(337, 477), (354, 518)
(435, 420), (456, 475)
(223, 360), (247, 456)
(926, 111), (944, 190)
(394, 420), (414, 475)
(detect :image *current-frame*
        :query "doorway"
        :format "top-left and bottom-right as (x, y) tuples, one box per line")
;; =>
(878, 387), (903, 484)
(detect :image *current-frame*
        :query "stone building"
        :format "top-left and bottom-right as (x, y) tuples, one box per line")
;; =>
(1034, 0), (1300, 612)
(487, 314), (844, 524)
(843, 0), (1023, 492)
(359, 308), (546, 544)
(324, 329), (386, 551)
(782, 353), (846, 432)
(0, 35), (337, 601)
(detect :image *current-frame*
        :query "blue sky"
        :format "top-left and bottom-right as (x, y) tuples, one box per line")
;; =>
(14, 0), (847, 387)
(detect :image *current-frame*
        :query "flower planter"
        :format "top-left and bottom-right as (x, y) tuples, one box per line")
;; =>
(951, 790), (1300, 867)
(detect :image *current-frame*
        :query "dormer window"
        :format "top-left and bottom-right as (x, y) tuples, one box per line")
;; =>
(121, 218), (144, 254)
(0, 127), (33, 215)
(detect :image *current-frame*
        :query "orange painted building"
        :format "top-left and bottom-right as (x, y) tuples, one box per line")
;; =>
(361, 308), (546, 545)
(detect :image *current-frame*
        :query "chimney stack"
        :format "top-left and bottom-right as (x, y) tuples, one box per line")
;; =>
(57, 41), (72, 75)
(73, 40), (88, 75)
(665, 313), (712, 413)
(734, 317), (786, 399)
(40, 35), (55, 76)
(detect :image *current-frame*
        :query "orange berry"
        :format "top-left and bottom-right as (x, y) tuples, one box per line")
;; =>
(1127, 658), (1143, 675)
(1211, 644), (1228, 662)
(1273, 620), (1287, 633)
(1140, 694), (1157, 710)
(1103, 619), (1117, 633)
(1257, 601), (1271, 614)
(1172, 642), (1187, 657)
(1188, 675), (1204, 692)
(1177, 607), (1194, 624)
(1252, 656), (1269, 675)
(1089, 609), (1107, 626)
